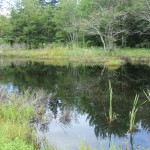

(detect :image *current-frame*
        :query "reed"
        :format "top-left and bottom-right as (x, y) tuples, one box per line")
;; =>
(107, 80), (118, 123)
(129, 95), (139, 132)
(129, 95), (147, 132)
(109, 80), (113, 123)
(144, 89), (150, 102)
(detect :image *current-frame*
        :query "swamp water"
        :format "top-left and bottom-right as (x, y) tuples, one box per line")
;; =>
(0, 59), (150, 150)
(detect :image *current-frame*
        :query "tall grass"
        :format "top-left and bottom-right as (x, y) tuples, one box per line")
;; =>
(129, 95), (139, 132)
(129, 95), (147, 132)
(109, 80), (113, 123)
(0, 43), (29, 51)
(0, 88), (48, 150)
(107, 81), (118, 123)
(1, 45), (150, 66)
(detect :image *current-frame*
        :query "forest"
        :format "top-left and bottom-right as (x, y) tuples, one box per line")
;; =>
(0, 0), (150, 50)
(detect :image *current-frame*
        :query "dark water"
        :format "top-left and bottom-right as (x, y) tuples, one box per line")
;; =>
(0, 60), (150, 150)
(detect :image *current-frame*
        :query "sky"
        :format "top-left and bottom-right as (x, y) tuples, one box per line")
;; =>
(0, 0), (55, 15)
(0, 0), (15, 15)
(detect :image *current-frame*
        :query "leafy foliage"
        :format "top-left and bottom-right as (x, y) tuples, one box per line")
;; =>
(0, 0), (150, 49)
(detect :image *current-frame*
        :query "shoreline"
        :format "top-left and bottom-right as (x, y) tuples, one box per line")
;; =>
(1, 48), (150, 68)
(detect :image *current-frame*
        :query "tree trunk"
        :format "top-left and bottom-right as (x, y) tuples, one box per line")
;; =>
(99, 34), (106, 51)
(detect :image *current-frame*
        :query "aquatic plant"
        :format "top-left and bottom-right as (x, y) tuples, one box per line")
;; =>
(129, 95), (147, 132)
(109, 80), (113, 123)
(106, 81), (118, 124)
(80, 143), (91, 150)
(129, 94), (139, 132)
(144, 89), (150, 102)
(108, 80), (118, 123)
(79, 142), (123, 150)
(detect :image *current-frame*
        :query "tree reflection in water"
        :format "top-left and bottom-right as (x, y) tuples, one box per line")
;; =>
(0, 62), (150, 148)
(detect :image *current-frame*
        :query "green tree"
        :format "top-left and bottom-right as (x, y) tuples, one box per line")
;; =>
(54, 0), (80, 47)
(79, 0), (130, 50)
(9, 0), (55, 48)
(0, 15), (12, 44)
(124, 0), (150, 48)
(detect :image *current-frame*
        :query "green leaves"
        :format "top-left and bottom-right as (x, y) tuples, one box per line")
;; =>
(1, 0), (150, 48)
(5, 0), (56, 48)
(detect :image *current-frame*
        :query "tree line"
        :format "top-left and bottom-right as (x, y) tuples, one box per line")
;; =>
(0, 0), (150, 50)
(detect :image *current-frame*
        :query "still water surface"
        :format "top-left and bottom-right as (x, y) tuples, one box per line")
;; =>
(0, 59), (150, 150)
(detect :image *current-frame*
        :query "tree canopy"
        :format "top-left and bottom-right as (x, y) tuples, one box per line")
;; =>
(0, 0), (150, 49)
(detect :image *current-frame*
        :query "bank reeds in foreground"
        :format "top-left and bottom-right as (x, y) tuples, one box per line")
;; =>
(0, 88), (49, 150)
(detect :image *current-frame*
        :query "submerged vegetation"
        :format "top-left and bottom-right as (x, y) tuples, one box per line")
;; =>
(79, 143), (123, 150)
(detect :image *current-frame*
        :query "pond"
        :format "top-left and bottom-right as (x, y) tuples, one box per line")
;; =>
(0, 58), (150, 150)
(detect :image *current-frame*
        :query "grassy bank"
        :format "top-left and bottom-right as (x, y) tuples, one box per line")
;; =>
(0, 88), (51, 150)
(1, 46), (150, 67)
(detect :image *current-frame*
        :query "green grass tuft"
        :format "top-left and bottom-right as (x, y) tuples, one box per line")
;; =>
(129, 95), (147, 132)
(129, 95), (139, 132)
(0, 88), (48, 150)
